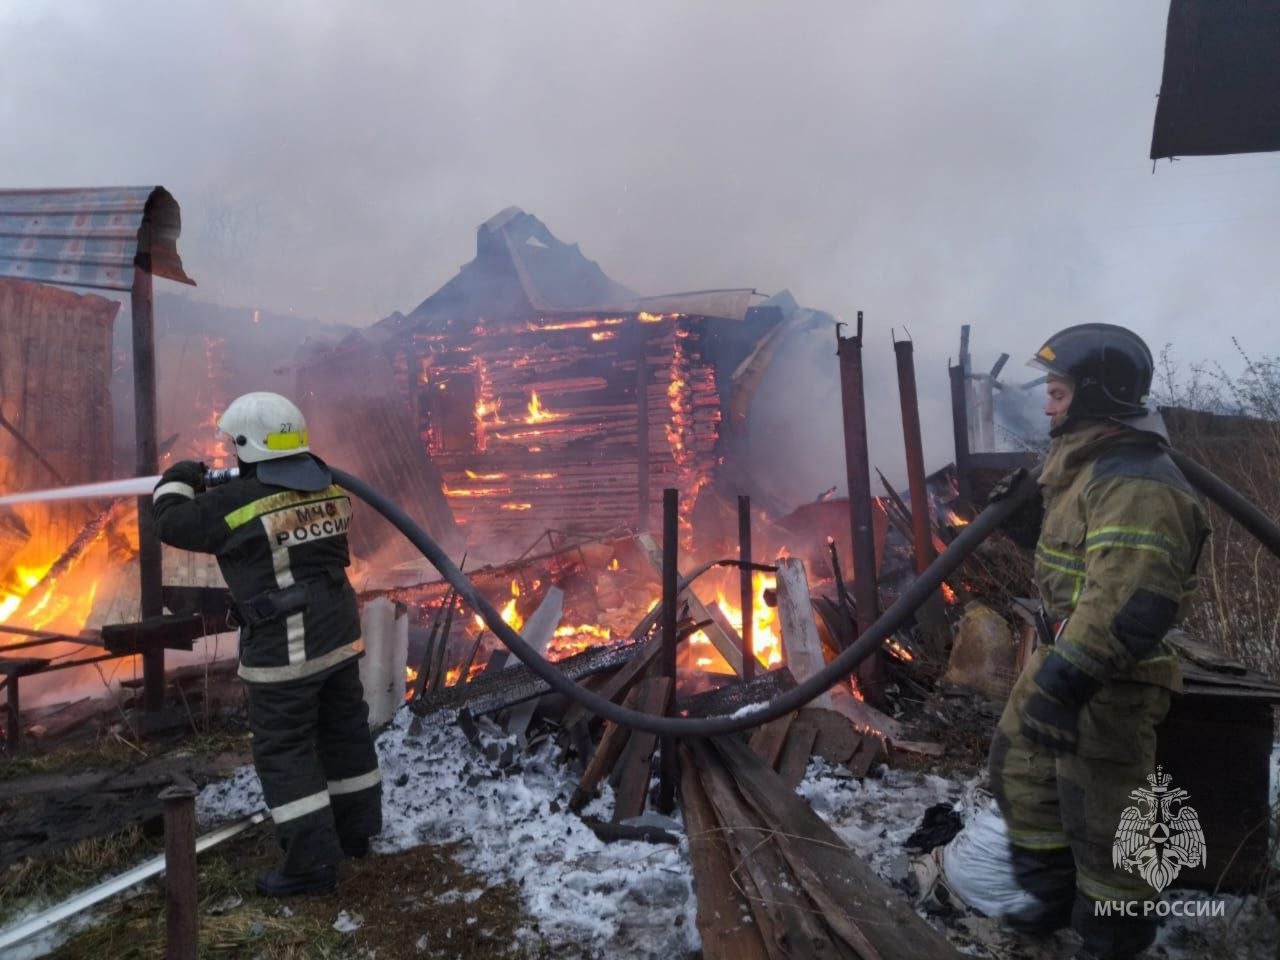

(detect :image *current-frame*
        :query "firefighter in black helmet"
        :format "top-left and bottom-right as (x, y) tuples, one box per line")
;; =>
(988, 324), (1208, 959)
(152, 392), (382, 897)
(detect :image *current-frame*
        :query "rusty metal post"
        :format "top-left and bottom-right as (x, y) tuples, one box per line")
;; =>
(896, 336), (952, 660)
(656, 488), (679, 813)
(893, 337), (934, 574)
(738, 495), (754, 683)
(131, 266), (165, 714)
(836, 314), (887, 707)
(636, 338), (651, 532)
(950, 325), (974, 503)
(160, 778), (199, 959)
(949, 361), (972, 503)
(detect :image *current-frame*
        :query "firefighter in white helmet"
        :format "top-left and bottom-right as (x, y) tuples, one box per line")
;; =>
(152, 392), (381, 896)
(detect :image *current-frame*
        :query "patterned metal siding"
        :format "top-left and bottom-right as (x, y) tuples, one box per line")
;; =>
(0, 186), (194, 292)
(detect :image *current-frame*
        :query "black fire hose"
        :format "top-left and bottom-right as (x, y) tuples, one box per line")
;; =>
(1168, 449), (1280, 560)
(332, 466), (1044, 736)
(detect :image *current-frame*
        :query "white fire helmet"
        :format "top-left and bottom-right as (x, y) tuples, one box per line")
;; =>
(217, 392), (310, 464)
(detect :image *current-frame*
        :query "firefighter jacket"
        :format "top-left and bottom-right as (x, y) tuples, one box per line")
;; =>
(152, 461), (362, 684)
(1034, 422), (1209, 693)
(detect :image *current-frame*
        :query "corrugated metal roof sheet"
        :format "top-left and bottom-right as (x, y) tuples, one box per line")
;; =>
(0, 186), (195, 292)
(613, 288), (762, 322)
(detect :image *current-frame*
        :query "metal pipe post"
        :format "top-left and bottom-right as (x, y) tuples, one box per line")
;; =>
(131, 267), (165, 713)
(737, 495), (754, 682)
(949, 361), (972, 503)
(657, 488), (679, 812)
(160, 780), (199, 959)
(893, 338), (934, 574)
(836, 314), (887, 707)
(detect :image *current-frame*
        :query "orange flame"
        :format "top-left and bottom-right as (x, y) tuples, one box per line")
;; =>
(693, 573), (782, 670)
(526, 390), (565, 424)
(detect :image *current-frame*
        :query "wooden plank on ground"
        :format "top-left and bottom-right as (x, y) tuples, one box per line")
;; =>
(711, 735), (962, 960)
(502, 587), (564, 744)
(0, 752), (247, 801)
(748, 712), (796, 769)
(689, 738), (854, 960)
(678, 747), (770, 960)
(610, 676), (673, 822)
(569, 683), (644, 813)
(777, 721), (818, 789)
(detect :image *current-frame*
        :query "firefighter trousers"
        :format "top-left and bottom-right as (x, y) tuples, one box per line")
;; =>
(246, 659), (383, 874)
(988, 645), (1172, 959)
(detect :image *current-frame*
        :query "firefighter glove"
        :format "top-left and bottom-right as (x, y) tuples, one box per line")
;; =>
(987, 466), (1028, 504)
(1018, 648), (1102, 756)
(161, 460), (208, 494)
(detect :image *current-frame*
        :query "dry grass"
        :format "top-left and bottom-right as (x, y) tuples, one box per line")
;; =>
(1156, 343), (1280, 680)
(0, 727), (152, 781)
(17, 821), (565, 960)
(1, 825), (160, 925)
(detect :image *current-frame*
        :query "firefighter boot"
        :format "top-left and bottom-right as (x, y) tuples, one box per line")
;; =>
(255, 864), (338, 897)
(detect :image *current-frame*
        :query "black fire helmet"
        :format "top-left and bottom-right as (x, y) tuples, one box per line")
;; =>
(1029, 323), (1154, 436)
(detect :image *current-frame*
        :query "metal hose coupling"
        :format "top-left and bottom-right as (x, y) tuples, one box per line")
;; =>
(203, 467), (240, 487)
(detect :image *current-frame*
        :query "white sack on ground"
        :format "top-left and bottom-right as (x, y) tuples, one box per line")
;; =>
(941, 801), (1040, 919)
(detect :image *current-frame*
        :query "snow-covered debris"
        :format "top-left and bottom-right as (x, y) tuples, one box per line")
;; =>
(197, 708), (698, 959)
(332, 910), (364, 932)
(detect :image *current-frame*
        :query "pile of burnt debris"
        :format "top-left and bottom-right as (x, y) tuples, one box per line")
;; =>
(391, 501), (990, 958)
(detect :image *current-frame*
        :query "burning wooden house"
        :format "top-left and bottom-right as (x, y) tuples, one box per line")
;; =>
(0, 278), (120, 632)
(298, 208), (824, 561)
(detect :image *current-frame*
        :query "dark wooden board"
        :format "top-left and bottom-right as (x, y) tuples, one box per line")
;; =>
(710, 735), (962, 960)
(678, 747), (770, 960)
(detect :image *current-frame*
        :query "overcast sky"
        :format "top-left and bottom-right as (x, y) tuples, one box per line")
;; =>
(3, 0), (1278, 492)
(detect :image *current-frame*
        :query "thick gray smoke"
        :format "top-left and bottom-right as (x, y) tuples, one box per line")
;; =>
(4, 1), (1278, 502)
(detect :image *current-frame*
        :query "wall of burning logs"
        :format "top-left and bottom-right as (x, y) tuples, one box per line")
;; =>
(0, 279), (119, 633)
(391, 311), (743, 557)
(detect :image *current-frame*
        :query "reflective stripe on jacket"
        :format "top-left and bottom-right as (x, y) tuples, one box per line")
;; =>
(1035, 423), (1209, 691)
(152, 463), (362, 683)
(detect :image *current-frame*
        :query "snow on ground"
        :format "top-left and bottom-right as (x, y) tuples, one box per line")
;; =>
(7, 721), (1277, 959)
(798, 755), (1280, 960)
(197, 707), (699, 959)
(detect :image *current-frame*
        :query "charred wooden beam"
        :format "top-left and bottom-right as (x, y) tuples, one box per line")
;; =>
(678, 666), (795, 719)
(738, 494), (754, 683)
(580, 816), (679, 846)
(612, 676), (673, 822)
(101, 614), (209, 655)
(570, 683), (644, 812)
(412, 587), (455, 701)
(657, 489), (679, 814)
(411, 637), (648, 717)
